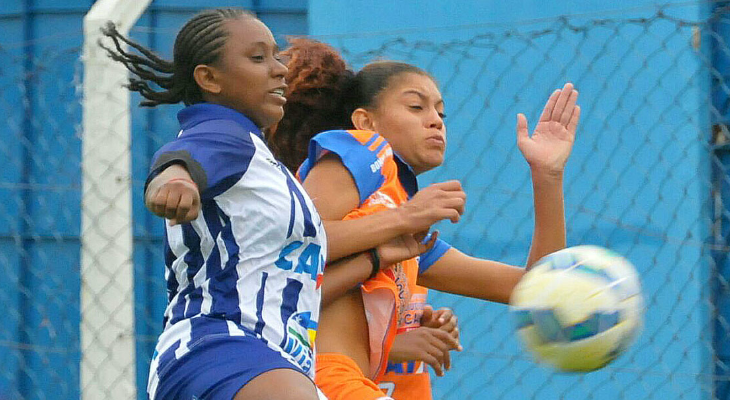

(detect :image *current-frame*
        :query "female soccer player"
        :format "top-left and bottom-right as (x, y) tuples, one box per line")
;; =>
(273, 39), (580, 399)
(102, 10), (343, 400)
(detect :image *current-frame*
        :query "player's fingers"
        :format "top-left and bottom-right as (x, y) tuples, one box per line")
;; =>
(441, 196), (466, 213)
(434, 308), (453, 324)
(421, 305), (434, 325)
(538, 89), (560, 122)
(516, 113), (529, 141)
(447, 209), (461, 223)
(551, 83), (574, 122)
(453, 327), (462, 351)
(185, 204), (200, 223)
(420, 231), (439, 253)
(429, 180), (463, 192)
(559, 90), (579, 127)
(431, 327), (461, 350)
(444, 345), (452, 371)
(165, 190), (182, 219)
(421, 352), (443, 377)
(145, 186), (159, 211)
(152, 188), (170, 217)
(176, 192), (194, 223)
(568, 105), (581, 135)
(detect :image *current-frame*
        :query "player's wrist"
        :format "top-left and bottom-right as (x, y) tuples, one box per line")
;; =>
(391, 206), (416, 235)
(366, 247), (381, 279)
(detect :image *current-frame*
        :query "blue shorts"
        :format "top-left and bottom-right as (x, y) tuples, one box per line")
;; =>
(151, 333), (307, 400)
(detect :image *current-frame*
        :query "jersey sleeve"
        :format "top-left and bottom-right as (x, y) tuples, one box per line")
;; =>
(298, 130), (386, 205)
(145, 129), (256, 200)
(418, 238), (452, 275)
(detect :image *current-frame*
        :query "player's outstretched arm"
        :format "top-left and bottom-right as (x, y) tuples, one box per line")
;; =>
(303, 153), (466, 262)
(417, 248), (526, 304)
(145, 164), (201, 225)
(516, 82), (580, 267)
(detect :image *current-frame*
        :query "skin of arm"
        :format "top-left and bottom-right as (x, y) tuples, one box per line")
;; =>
(303, 153), (466, 262)
(302, 154), (410, 261)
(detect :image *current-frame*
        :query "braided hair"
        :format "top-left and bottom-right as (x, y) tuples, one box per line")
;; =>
(268, 38), (433, 172)
(100, 8), (254, 107)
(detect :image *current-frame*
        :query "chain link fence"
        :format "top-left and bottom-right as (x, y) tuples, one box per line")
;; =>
(1, 4), (729, 399)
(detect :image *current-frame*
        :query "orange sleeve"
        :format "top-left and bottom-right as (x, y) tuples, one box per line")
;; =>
(316, 353), (394, 400)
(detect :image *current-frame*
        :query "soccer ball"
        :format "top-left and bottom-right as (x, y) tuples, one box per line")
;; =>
(509, 245), (643, 372)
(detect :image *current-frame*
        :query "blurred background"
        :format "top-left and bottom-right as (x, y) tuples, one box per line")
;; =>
(0, 0), (728, 398)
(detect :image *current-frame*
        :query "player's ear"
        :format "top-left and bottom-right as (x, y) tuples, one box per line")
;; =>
(351, 108), (377, 131)
(193, 64), (222, 95)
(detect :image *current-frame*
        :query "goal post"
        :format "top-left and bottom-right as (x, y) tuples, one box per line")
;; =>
(81, 0), (152, 399)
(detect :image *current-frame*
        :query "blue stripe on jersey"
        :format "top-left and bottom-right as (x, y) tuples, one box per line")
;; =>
(164, 234), (178, 304)
(363, 134), (378, 148)
(178, 103), (262, 140)
(170, 224), (205, 324)
(279, 164), (316, 238)
(373, 139), (388, 155)
(254, 272), (269, 339)
(213, 207), (242, 320)
(188, 316), (229, 347)
(418, 238), (452, 274)
(156, 339), (180, 375)
(151, 105), (258, 200)
(279, 279), (304, 349)
(298, 130), (385, 205)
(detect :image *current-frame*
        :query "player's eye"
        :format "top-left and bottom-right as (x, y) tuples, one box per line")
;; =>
(251, 55), (265, 62)
(409, 105), (423, 110)
(438, 112), (447, 119)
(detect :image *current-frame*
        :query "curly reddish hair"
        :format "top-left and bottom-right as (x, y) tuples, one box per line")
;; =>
(267, 38), (433, 172)
(267, 38), (354, 172)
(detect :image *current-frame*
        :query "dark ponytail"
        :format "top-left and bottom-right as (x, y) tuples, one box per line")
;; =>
(268, 38), (433, 172)
(99, 8), (253, 107)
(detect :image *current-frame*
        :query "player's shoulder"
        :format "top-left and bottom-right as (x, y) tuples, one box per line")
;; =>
(313, 129), (389, 154)
(299, 129), (391, 204)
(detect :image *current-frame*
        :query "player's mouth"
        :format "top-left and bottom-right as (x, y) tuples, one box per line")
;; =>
(268, 86), (287, 104)
(426, 135), (445, 148)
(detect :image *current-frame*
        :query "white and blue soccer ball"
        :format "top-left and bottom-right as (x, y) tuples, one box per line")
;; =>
(509, 245), (644, 372)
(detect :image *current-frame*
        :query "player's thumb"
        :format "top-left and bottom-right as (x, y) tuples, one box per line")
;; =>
(516, 113), (529, 140)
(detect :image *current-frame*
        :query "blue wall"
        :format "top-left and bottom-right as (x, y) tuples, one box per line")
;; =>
(309, 1), (716, 399)
(0, 0), (725, 398)
(0, 1), (307, 399)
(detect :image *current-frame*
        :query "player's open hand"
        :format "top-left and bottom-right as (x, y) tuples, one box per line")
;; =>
(516, 82), (580, 175)
(145, 164), (201, 225)
(398, 180), (466, 232)
(388, 326), (460, 377)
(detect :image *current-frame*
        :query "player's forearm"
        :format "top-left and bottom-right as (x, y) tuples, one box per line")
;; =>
(320, 252), (373, 307)
(525, 168), (566, 268)
(324, 208), (408, 262)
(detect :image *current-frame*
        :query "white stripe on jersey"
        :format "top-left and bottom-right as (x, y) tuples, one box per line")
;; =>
(154, 130), (326, 381)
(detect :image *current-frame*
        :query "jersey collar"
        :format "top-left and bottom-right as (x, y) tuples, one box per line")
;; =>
(178, 103), (264, 139)
(393, 153), (419, 198)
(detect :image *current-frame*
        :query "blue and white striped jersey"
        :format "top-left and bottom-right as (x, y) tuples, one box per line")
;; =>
(146, 103), (327, 392)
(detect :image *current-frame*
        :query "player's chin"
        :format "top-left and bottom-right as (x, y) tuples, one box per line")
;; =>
(418, 154), (444, 173)
(259, 106), (285, 129)
(425, 150), (445, 169)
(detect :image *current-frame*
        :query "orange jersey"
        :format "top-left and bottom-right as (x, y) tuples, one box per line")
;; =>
(378, 286), (432, 400)
(299, 130), (451, 399)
